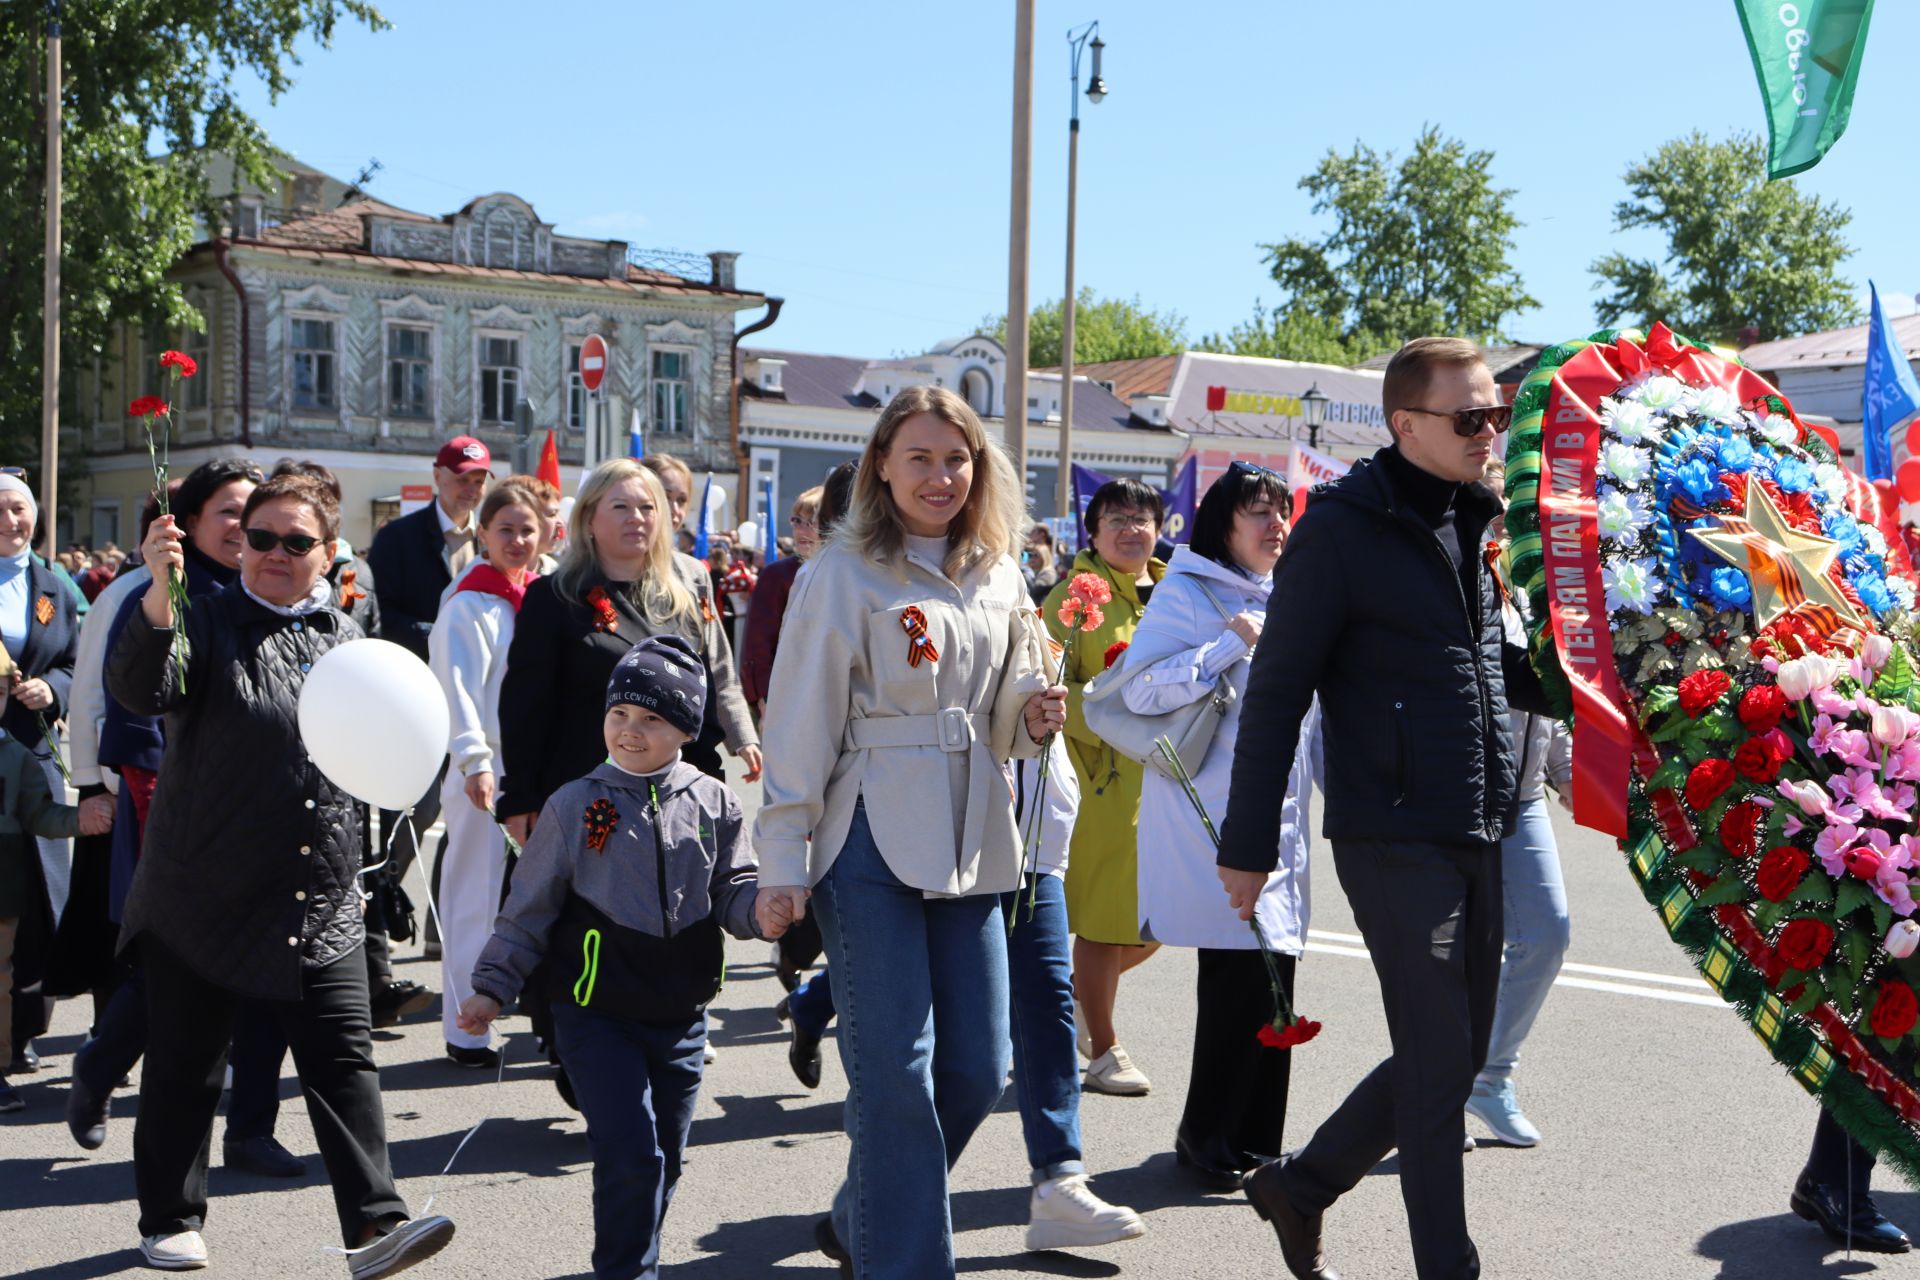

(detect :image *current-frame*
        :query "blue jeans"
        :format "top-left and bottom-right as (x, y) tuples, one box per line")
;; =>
(815, 804), (1010, 1280)
(1000, 873), (1083, 1183)
(552, 1003), (707, 1280)
(1479, 797), (1570, 1082)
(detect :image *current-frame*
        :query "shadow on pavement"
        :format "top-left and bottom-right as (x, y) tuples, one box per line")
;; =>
(960, 1253), (1122, 1276)
(688, 1093), (843, 1147)
(5, 1249), (137, 1279)
(387, 1115), (585, 1181)
(681, 1209), (847, 1276)
(1696, 1213), (1884, 1278)
(0, 1156), (138, 1212)
(1071, 1151), (1271, 1217)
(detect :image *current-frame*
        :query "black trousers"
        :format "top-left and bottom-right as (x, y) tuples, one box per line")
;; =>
(1182, 947), (1293, 1161)
(133, 937), (407, 1246)
(1806, 1109), (1877, 1190)
(1279, 837), (1502, 1280)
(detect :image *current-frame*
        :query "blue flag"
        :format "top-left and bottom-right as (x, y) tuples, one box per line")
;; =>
(693, 474), (713, 559)
(762, 477), (778, 563)
(627, 406), (645, 460)
(1863, 281), (1920, 481)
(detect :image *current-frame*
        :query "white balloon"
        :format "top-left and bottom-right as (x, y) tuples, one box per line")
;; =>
(297, 638), (450, 811)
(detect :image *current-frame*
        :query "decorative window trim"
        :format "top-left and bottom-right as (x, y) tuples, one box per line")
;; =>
(560, 312), (609, 339)
(280, 284), (351, 315)
(474, 329), (525, 429)
(287, 310), (345, 422)
(385, 320), (438, 422)
(648, 342), (697, 437)
(643, 319), (702, 347)
(471, 303), (535, 332)
(379, 293), (446, 324)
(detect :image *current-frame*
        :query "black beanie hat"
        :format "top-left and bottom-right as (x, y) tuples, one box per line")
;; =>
(605, 635), (706, 739)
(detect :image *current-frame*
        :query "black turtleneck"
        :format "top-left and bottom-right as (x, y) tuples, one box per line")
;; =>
(1379, 444), (1481, 611)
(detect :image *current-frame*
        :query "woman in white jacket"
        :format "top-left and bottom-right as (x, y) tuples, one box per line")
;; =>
(1122, 462), (1320, 1191)
(428, 481), (545, 1068)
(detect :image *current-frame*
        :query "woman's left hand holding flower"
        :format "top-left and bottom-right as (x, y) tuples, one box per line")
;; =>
(1023, 683), (1067, 743)
(12, 676), (52, 711)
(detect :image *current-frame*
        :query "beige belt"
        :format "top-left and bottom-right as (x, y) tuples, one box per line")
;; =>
(845, 708), (987, 754)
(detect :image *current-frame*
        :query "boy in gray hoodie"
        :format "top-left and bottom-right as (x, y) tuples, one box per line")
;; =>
(459, 635), (764, 1280)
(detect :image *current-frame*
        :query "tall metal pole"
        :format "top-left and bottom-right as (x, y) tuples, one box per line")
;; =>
(40, 2), (61, 554)
(1056, 118), (1078, 516)
(1005, 0), (1034, 505)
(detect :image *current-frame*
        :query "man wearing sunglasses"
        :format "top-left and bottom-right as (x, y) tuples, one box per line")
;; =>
(1215, 337), (1545, 1280)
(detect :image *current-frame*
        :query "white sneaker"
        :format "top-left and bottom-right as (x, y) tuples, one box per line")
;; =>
(140, 1231), (209, 1270)
(704, 1042), (718, 1065)
(1025, 1174), (1147, 1250)
(1083, 1045), (1151, 1096)
(1073, 1002), (1092, 1061)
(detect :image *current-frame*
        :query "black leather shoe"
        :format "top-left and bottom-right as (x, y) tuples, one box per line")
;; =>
(444, 1043), (501, 1070)
(370, 980), (434, 1029)
(774, 949), (803, 994)
(8, 1043), (39, 1074)
(224, 1134), (307, 1178)
(1176, 1126), (1253, 1192)
(775, 996), (823, 1090)
(1792, 1171), (1912, 1253)
(66, 1074), (108, 1149)
(814, 1216), (852, 1279)
(553, 1064), (580, 1112)
(0, 1076), (22, 1114)
(1245, 1158), (1339, 1279)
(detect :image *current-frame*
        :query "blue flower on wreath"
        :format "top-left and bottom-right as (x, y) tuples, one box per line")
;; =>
(1774, 457), (1816, 493)
(1857, 572), (1894, 615)
(1707, 566), (1752, 610)
(1717, 436), (1755, 473)
(1673, 457), (1728, 507)
(1822, 510), (1866, 552)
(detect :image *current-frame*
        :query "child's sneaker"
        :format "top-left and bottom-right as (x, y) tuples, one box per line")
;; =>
(1025, 1174), (1146, 1250)
(346, 1215), (453, 1279)
(139, 1230), (208, 1270)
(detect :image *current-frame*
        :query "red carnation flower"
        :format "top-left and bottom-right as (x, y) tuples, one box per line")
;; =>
(1103, 641), (1129, 669)
(1685, 758), (1736, 810)
(1737, 685), (1788, 734)
(159, 349), (198, 378)
(1678, 669), (1731, 719)
(1717, 799), (1762, 858)
(1756, 846), (1810, 902)
(1871, 981), (1919, 1039)
(1776, 917), (1835, 972)
(1257, 1018), (1322, 1050)
(1734, 737), (1784, 784)
(1068, 571), (1113, 606)
(586, 585), (619, 633)
(128, 395), (168, 418)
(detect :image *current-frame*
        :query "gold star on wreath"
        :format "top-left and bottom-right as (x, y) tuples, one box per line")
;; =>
(1689, 482), (1865, 631)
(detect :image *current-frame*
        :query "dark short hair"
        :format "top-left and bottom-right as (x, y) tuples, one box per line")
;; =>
(272, 458), (342, 502)
(1084, 478), (1164, 541)
(818, 460), (859, 539)
(242, 473), (340, 540)
(177, 457), (266, 520)
(1189, 463), (1292, 569)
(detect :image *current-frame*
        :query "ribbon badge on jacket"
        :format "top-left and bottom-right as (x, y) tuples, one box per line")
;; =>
(900, 606), (939, 668)
(582, 798), (620, 853)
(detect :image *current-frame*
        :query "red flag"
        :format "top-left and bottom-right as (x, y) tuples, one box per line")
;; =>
(538, 429), (561, 490)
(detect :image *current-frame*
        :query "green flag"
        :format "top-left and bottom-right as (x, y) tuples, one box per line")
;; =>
(1735, 0), (1876, 180)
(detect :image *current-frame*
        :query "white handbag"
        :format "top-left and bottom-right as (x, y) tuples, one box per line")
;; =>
(1079, 579), (1235, 780)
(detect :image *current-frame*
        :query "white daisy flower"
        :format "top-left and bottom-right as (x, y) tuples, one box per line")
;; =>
(1689, 385), (1742, 423)
(1601, 397), (1658, 443)
(1758, 414), (1798, 448)
(1601, 441), (1653, 488)
(1814, 462), (1849, 505)
(1862, 523), (1889, 556)
(1602, 557), (1663, 615)
(1891, 577), (1916, 610)
(1634, 376), (1687, 412)
(1596, 489), (1654, 545)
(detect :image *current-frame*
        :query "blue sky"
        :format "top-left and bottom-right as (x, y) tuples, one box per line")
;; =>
(237, 0), (1920, 359)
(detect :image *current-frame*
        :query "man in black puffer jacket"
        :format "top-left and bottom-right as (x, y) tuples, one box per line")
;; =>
(1221, 338), (1547, 1280)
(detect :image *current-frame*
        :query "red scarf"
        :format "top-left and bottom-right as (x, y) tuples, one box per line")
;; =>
(454, 562), (537, 613)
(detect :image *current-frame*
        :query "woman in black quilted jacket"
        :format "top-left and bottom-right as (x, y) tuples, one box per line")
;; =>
(107, 470), (452, 1279)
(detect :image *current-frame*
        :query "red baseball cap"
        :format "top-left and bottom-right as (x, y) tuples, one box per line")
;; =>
(434, 436), (492, 474)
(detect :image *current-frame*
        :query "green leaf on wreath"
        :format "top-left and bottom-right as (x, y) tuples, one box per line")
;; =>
(1641, 685), (1679, 719)
(1835, 877), (1873, 920)
(1834, 983), (1856, 1017)
(1872, 643), (1915, 705)
(1881, 1035), (1905, 1054)
(1648, 757), (1688, 792)
(1695, 872), (1749, 908)
(1872, 897), (1894, 941)
(1673, 845), (1725, 875)
(1754, 899), (1788, 933)
(1697, 709), (1740, 742)
(1789, 869), (1835, 906)
(1847, 928), (1872, 984)
(1649, 716), (1695, 744)
(1788, 978), (1826, 1017)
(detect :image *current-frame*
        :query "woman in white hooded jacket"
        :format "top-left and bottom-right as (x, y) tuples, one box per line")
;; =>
(1122, 462), (1320, 1191)
(427, 482), (545, 1068)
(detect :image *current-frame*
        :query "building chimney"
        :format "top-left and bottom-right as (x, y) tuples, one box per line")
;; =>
(708, 251), (739, 290)
(1130, 393), (1171, 428)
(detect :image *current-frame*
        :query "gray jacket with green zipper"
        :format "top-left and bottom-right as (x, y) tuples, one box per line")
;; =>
(471, 758), (762, 1023)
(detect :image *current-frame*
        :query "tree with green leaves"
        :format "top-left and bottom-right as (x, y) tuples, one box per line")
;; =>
(1222, 127), (1535, 358)
(1590, 131), (1859, 343)
(0, 1), (385, 489)
(1194, 300), (1383, 366)
(984, 288), (1187, 368)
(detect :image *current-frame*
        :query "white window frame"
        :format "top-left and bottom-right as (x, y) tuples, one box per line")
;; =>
(565, 340), (589, 433)
(386, 322), (435, 420)
(475, 331), (523, 427)
(650, 345), (694, 437)
(288, 312), (341, 415)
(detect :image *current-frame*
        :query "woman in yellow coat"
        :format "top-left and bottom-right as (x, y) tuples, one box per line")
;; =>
(1044, 479), (1165, 1096)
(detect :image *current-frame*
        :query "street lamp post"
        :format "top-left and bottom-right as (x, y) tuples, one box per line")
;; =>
(1300, 381), (1329, 452)
(1054, 21), (1106, 517)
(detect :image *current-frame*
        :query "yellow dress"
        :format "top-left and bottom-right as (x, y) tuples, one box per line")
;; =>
(1044, 549), (1166, 944)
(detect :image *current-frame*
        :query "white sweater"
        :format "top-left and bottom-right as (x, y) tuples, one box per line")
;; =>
(68, 566), (154, 789)
(428, 587), (518, 778)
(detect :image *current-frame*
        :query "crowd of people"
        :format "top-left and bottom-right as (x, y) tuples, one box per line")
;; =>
(0, 338), (1903, 1280)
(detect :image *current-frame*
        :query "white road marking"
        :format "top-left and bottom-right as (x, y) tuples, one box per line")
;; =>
(1303, 929), (1723, 1009)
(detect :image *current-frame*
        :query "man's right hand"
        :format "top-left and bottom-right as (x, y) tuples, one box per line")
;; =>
(1218, 866), (1268, 921)
(503, 812), (535, 845)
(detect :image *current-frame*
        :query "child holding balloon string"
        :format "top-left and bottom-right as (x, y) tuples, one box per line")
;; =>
(459, 635), (770, 1280)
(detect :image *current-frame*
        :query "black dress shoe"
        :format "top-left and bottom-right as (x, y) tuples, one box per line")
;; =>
(1791, 1171), (1913, 1253)
(814, 1216), (852, 1279)
(774, 950), (803, 994)
(1176, 1126), (1253, 1192)
(775, 996), (823, 1090)
(0, 1076), (22, 1114)
(8, 1043), (39, 1074)
(553, 1064), (580, 1112)
(224, 1134), (307, 1178)
(1245, 1158), (1339, 1279)
(370, 980), (434, 1029)
(66, 1074), (109, 1149)
(444, 1043), (501, 1069)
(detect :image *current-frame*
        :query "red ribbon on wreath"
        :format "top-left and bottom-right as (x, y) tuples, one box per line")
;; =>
(900, 606), (939, 668)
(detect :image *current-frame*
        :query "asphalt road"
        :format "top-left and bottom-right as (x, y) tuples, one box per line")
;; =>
(5, 772), (1919, 1279)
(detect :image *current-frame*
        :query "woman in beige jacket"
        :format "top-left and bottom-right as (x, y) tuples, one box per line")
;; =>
(753, 386), (1064, 1279)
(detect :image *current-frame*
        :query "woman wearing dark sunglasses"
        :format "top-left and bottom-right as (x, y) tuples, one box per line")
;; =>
(106, 469), (453, 1277)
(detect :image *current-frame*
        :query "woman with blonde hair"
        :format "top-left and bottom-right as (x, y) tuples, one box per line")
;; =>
(754, 385), (1077, 1278)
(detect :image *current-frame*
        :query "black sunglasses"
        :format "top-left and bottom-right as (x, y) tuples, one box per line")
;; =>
(1407, 404), (1512, 437)
(1228, 460), (1282, 479)
(244, 528), (324, 556)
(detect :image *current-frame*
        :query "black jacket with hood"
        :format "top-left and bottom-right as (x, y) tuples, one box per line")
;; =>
(1216, 446), (1548, 870)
